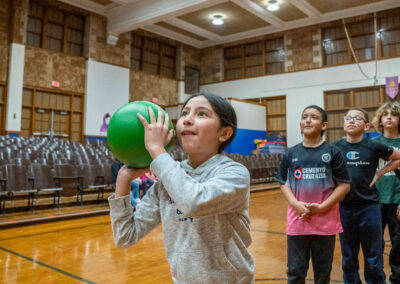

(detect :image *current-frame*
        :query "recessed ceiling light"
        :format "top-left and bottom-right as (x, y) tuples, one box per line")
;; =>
(212, 14), (224, 25)
(267, 0), (280, 11)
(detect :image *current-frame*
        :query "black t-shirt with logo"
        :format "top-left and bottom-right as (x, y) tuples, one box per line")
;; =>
(333, 138), (393, 204)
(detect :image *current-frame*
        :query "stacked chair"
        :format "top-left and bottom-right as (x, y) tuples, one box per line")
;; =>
(168, 145), (284, 185)
(0, 136), (284, 213)
(0, 136), (114, 213)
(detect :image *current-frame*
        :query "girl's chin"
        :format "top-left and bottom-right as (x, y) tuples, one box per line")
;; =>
(180, 144), (196, 153)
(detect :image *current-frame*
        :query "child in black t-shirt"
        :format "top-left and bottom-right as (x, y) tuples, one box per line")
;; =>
(276, 105), (351, 284)
(333, 107), (400, 284)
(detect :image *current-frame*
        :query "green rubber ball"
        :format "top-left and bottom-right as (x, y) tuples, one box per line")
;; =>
(107, 101), (174, 168)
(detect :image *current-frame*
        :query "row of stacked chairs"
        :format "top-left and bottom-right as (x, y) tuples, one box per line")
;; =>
(0, 136), (114, 213)
(168, 146), (284, 185)
(0, 137), (285, 213)
(226, 153), (284, 184)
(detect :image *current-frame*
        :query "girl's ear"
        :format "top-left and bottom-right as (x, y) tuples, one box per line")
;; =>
(218, 126), (233, 143)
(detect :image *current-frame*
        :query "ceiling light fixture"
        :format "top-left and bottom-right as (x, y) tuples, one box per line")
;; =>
(212, 14), (224, 25)
(266, 0), (280, 11)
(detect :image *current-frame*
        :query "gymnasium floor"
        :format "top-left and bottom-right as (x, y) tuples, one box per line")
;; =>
(0, 189), (392, 283)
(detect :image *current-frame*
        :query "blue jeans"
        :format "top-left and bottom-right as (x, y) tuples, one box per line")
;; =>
(287, 234), (335, 284)
(130, 180), (140, 206)
(381, 203), (400, 284)
(339, 203), (385, 284)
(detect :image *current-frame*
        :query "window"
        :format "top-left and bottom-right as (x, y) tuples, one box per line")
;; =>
(324, 85), (400, 142)
(131, 33), (176, 79)
(323, 25), (350, 66)
(323, 20), (375, 66)
(27, 1), (85, 57)
(21, 88), (84, 142)
(380, 14), (400, 58)
(323, 11), (400, 66)
(244, 42), (263, 78)
(184, 67), (200, 94)
(245, 96), (287, 138)
(264, 96), (286, 138)
(348, 20), (375, 62)
(265, 37), (285, 74)
(224, 37), (285, 81)
(224, 45), (243, 80)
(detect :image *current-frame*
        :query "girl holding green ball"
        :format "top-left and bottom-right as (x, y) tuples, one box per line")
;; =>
(109, 93), (254, 283)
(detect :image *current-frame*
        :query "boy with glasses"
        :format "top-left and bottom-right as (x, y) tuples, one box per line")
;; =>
(334, 108), (400, 284)
(372, 102), (400, 284)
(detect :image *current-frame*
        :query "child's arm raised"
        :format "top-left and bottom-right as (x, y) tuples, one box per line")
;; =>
(370, 149), (400, 187)
(115, 165), (148, 198)
(109, 166), (162, 248)
(150, 154), (250, 217)
(138, 106), (249, 217)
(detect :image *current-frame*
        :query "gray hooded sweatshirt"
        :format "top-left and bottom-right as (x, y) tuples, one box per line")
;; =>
(109, 153), (255, 284)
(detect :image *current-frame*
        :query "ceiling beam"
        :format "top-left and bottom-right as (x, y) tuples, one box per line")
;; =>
(167, 18), (223, 42)
(108, 0), (126, 4)
(207, 25), (277, 47)
(198, 0), (400, 48)
(316, 0), (400, 23)
(286, 0), (321, 19)
(107, 0), (229, 36)
(143, 24), (214, 48)
(57, 0), (107, 15)
(230, 0), (285, 27)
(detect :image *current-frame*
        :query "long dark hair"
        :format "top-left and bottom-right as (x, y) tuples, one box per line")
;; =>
(182, 93), (237, 152)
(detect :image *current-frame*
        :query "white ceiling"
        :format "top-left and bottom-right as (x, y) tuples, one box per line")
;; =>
(58, 0), (400, 48)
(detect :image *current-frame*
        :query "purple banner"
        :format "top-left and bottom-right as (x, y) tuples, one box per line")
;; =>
(386, 76), (399, 99)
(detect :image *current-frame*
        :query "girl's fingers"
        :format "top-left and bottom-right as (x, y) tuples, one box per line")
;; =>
(157, 107), (163, 124)
(148, 107), (156, 124)
(163, 112), (170, 128)
(167, 129), (174, 142)
(137, 113), (149, 128)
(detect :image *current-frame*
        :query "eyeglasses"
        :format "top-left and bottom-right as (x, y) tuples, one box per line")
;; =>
(343, 115), (366, 123)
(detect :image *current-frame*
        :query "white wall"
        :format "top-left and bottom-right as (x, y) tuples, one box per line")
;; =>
(178, 81), (191, 103)
(229, 99), (266, 131)
(201, 57), (400, 147)
(165, 98), (267, 132)
(85, 59), (130, 137)
(165, 104), (182, 120)
(6, 43), (25, 132)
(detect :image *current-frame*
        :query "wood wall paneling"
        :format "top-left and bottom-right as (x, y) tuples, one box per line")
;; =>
(21, 87), (83, 141)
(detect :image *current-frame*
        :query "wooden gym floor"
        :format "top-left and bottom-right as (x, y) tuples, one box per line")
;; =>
(0, 189), (392, 283)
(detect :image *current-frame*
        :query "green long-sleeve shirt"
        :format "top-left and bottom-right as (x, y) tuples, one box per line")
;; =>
(374, 135), (400, 204)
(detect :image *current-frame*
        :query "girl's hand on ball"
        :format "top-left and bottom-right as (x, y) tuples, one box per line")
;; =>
(137, 107), (174, 159)
(115, 165), (149, 198)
